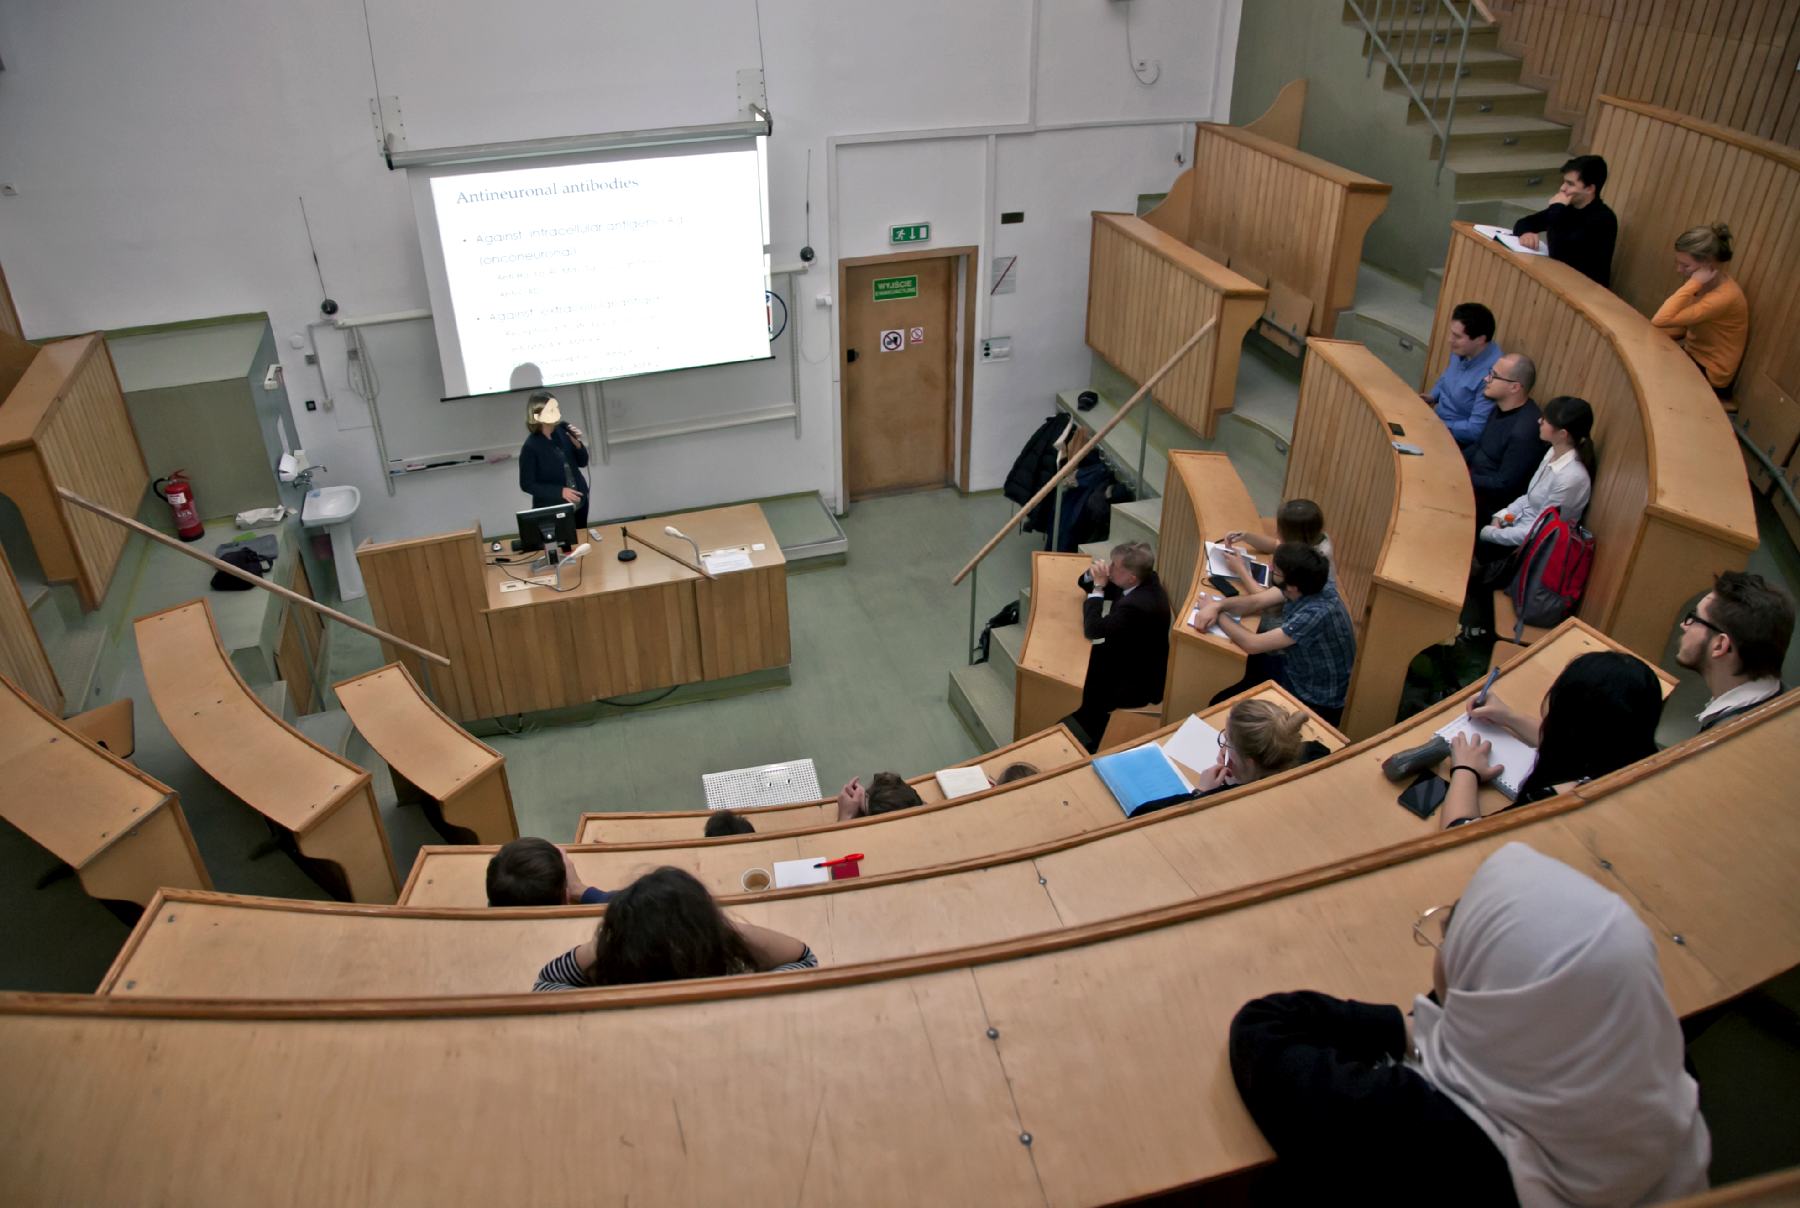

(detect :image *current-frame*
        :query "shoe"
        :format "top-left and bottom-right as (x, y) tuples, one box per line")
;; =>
(1381, 735), (1452, 782)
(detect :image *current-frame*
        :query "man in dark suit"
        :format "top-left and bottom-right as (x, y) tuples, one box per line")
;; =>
(1064, 541), (1172, 753)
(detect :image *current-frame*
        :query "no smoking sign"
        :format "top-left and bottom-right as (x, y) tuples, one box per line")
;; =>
(879, 329), (905, 352)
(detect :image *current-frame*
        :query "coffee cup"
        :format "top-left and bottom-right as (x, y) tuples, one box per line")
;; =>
(741, 867), (772, 892)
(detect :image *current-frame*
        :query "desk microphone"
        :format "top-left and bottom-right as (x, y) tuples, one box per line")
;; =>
(564, 542), (592, 562)
(664, 525), (704, 567)
(617, 531), (637, 562)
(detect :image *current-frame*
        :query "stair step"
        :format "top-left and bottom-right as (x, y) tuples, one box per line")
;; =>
(1336, 313), (1429, 392)
(1018, 584), (1032, 626)
(988, 622), (1025, 694)
(253, 679), (295, 726)
(1078, 540), (1112, 562)
(45, 619), (108, 715)
(294, 707), (355, 759)
(1403, 79), (1548, 120)
(947, 663), (1014, 753)
(1381, 46), (1521, 87)
(1422, 266), (1444, 309)
(1111, 497), (1163, 546)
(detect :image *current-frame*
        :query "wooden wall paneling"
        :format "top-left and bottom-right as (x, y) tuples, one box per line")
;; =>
(357, 529), (505, 722)
(559, 579), (704, 702)
(1013, 552), (1091, 741)
(0, 540), (60, 714)
(1158, 452), (1262, 722)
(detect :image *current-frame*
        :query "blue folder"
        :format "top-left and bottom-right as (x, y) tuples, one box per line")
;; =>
(1092, 743), (1195, 817)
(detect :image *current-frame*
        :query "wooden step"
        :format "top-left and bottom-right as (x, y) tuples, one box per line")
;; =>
(1435, 113), (1572, 159)
(947, 662), (1014, 752)
(1402, 78), (1548, 120)
(1447, 146), (1571, 200)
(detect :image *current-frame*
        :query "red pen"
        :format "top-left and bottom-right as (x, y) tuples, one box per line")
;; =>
(814, 853), (864, 869)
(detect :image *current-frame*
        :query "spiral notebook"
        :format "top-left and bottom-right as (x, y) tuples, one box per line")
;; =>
(1433, 715), (1538, 799)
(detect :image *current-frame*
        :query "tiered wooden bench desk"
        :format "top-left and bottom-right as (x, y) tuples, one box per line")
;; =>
(574, 723), (1086, 845)
(1010, 551), (1093, 742)
(334, 663), (517, 845)
(0, 672), (207, 911)
(1156, 450), (1265, 720)
(6, 689), (1793, 1204)
(135, 599), (398, 903)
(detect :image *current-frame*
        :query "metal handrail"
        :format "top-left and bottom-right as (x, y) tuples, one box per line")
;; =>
(1346, 0), (1481, 183)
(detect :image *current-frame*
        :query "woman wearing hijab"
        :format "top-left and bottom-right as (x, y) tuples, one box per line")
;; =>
(1441, 651), (1663, 827)
(1228, 843), (1709, 1205)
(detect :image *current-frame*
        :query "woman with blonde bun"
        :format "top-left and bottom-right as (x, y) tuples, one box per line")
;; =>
(1651, 223), (1748, 399)
(1189, 698), (1330, 797)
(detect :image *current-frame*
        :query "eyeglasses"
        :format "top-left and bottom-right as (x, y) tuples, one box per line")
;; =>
(1411, 902), (1457, 950)
(1217, 732), (1233, 754)
(1682, 608), (1727, 637)
(1484, 371), (1518, 384)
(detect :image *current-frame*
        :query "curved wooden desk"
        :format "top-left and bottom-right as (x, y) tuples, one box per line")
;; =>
(1429, 223), (1757, 659)
(1590, 96), (1800, 487)
(1286, 339), (1473, 738)
(0, 673), (207, 909)
(7, 692), (1792, 1205)
(1011, 550), (1092, 741)
(108, 621), (1644, 1000)
(1085, 213), (1266, 438)
(401, 682), (1342, 907)
(1157, 451), (1264, 721)
(136, 600), (398, 903)
(334, 663), (517, 845)
(574, 724), (1085, 845)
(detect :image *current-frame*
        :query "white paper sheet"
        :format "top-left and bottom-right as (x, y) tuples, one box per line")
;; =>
(1160, 713), (1225, 779)
(1205, 541), (1270, 586)
(701, 547), (755, 574)
(1434, 714), (1539, 798)
(773, 857), (832, 888)
(933, 766), (993, 798)
(1474, 223), (1550, 257)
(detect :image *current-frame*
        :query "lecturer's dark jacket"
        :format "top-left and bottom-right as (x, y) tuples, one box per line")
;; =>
(518, 426), (590, 510)
(1077, 569), (1172, 713)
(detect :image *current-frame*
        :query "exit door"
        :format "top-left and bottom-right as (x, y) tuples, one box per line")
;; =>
(840, 256), (958, 500)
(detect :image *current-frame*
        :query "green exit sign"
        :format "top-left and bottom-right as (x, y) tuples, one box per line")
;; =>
(872, 275), (919, 302)
(889, 222), (931, 244)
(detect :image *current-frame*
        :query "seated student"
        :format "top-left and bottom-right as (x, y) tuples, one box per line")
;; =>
(995, 762), (1039, 784)
(1462, 352), (1546, 523)
(533, 866), (817, 990)
(1651, 222), (1748, 400)
(1060, 541), (1173, 753)
(703, 809), (756, 837)
(1222, 499), (1336, 591)
(1441, 650), (1662, 827)
(1190, 699), (1330, 796)
(1675, 570), (1793, 731)
(1228, 842), (1710, 1205)
(1510, 154), (1618, 287)
(1200, 544), (1356, 727)
(1419, 301), (1503, 446)
(834, 770), (926, 821)
(486, 836), (612, 906)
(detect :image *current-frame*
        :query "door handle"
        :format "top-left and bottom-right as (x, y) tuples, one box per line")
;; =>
(846, 348), (858, 363)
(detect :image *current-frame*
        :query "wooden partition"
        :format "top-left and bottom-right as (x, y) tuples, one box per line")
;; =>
(1489, 0), (1800, 145)
(8, 684), (1791, 1203)
(1144, 123), (1390, 343)
(0, 541), (59, 713)
(1285, 340), (1474, 739)
(1427, 223), (1757, 659)
(1588, 96), (1800, 487)
(0, 334), (148, 611)
(402, 680), (1346, 909)
(1158, 451), (1263, 721)
(1085, 213), (1265, 438)
(356, 528), (509, 722)
(1011, 551), (1091, 741)
(136, 600), (399, 903)
(0, 672), (209, 910)
(335, 664), (518, 845)
(575, 724), (1086, 845)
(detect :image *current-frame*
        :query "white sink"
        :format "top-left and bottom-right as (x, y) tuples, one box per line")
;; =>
(301, 484), (360, 525)
(300, 485), (365, 601)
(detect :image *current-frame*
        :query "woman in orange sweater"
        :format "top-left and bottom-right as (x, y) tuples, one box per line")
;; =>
(1651, 222), (1748, 401)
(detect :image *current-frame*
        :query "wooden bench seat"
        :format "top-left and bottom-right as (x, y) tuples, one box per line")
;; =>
(401, 681), (1345, 907)
(8, 689), (1794, 1204)
(575, 723), (1086, 845)
(135, 600), (398, 903)
(335, 663), (517, 845)
(0, 673), (206, 910)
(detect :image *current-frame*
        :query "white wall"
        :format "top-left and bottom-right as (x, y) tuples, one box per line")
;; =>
(0, 0), (1238, 541)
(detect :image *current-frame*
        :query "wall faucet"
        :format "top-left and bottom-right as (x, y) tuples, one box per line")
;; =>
(292, 465), (328, 491)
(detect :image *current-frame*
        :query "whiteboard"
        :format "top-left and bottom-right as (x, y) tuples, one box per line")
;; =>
(328, 273), (800, 473)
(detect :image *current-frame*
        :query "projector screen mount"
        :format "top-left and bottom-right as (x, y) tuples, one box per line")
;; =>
(384, 110), (770, 171)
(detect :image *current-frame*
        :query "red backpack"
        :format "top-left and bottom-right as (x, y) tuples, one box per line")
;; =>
(1507, 507), (1595, 635)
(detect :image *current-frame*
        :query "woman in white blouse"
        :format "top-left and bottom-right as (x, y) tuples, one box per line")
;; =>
(1479, 395), (1595, 546)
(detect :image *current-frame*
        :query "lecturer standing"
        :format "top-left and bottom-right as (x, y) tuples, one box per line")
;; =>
(518, 391), (590, 528)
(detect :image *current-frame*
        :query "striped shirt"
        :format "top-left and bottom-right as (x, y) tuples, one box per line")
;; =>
(533, 944), (819, 992)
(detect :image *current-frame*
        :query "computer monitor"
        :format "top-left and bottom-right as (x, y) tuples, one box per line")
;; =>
(516, 503), (578, 556)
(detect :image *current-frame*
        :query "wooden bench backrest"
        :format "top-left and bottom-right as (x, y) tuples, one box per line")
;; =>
(1426, 223), (1756, 659)
(1156, 450), (1264, 718)
(1589, 95), (1800, 479)
(0, 540), (58, 712)
(1286, 339), (1475, 737)
(1085, 213), (1266, 438)
(333, 663), (500, 803)
(356, 527), (507, 722)
(11, 688), (1794, 1204)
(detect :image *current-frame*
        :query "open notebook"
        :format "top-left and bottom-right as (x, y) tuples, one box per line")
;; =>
(1474, 223), (1549, 257)
(1434, 714), (1539, 799)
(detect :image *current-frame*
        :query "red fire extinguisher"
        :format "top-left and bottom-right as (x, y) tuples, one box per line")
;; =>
(152, 470), (206, 542)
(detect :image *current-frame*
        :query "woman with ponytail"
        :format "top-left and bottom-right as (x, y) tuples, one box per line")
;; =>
(1652, 222), (1747, 400)
(1477, 395), (1594, 549)
(1188, 698), (1330, 798)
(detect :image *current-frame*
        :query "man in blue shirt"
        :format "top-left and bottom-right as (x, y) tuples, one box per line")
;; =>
(1210, 544), (1356, 727)
(1420, 301), (1503, 448)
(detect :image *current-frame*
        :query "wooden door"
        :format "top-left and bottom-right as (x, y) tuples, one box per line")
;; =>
(841, 257), (956, 499)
